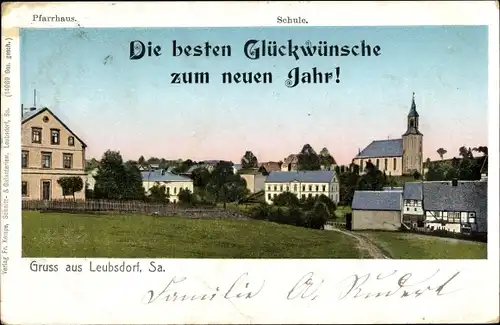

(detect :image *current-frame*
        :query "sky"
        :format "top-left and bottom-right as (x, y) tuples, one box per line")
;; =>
(20, 26), (488, 164)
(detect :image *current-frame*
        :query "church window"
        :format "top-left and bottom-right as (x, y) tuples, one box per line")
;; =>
(384, 158), (388, 170)
(393, 158), (397, 170)
(410, 119), (415, 128)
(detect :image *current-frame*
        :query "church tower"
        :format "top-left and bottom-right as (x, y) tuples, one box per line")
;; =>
(402, 93), (423, 175)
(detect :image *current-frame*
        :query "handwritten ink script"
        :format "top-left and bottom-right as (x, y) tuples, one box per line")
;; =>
(141, 269), (462, 305)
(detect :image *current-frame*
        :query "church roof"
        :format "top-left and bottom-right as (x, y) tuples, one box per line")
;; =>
(408, 93), (419, 117)
(355, 139), (403, 159)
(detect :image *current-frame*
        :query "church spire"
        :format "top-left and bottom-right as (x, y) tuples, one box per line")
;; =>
(408, 92), (419, 117)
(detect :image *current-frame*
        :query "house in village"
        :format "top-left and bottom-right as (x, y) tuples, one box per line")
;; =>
(402, 180), (487, 235)
(21, 106), (87, 200)
(281, 154), (299, 171)
(258, 161), (282, 175)
(351, 190), (403, 231)
(85, 167), (98, 191)
(264, 170), (340, 204)
(352, 93), (423, 176)
(351, 178), (487, 235)
(141, 170), (194, 203)
(239, 170), (266, 193)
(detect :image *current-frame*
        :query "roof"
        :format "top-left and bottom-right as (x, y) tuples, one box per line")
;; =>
(141, 170), (192, 182)
(355, 139), (403, 159)
(283, 154), (298, 164)
(352, 191), (402, 211)
(422, 181), (487, 213)
(408, 93), (419, 117)
(265, 170), (335, 183)
(403, 182), (423, 200)
(259, 162), (281, 172)
(22, 107), (87, 148)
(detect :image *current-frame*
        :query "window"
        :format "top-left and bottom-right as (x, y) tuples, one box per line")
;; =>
(267, 186), (271, 191)
(393, 158), (397, 170)
(50, 129), (60, 145)
(301, 194), (305, 199)
(267, 193), (271, 200)
(68, 136), (75, 146)
(173, 187), (177, 194)
(302, 185), (305, 191)
(273, 193), (277, 199)
(376, 159), (379, 169)
(22, 181), (28, 196)
(32, 127), (42, 143)
(308, 193), (312, 198)
(41, 152), (52, 168)
(166, 187), (170, 195)
(63, 153), (73, 169)
(308, 185), (312, 191)
(416, 201), (422, 207)
(286, 186), (289, 191)
(322, 185), (326, 192)
(273, 185), (277, 191)
(280, 185), (283, 191)
(22, 151), (28, 168)
(293, 184), (297, 192)
(360, 160), (363, 171)
(315, 185), (319, 191)
(384, 158), (388, 170)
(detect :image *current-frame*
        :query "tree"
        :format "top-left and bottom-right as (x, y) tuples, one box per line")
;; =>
(205, 161), (249, 208)
(356, 161), (386, 191)
(57, 176), (84, 200)
(305, 202), (329, 230)
(137, 155), (146, 166)
(297, 144), (321, 171)
(241, 151), (259, 169)
(437, 148), (447, 160)
(191, 167), (211, 187)
(316, 194), (336, 217)
(413, 170), (422, 180)
(273, 192), (300, 207)
(178, 188), (195, 206)
(473, 146), (488, 156)
(148, 184), (168, 202)
(94, 150), (145, 200)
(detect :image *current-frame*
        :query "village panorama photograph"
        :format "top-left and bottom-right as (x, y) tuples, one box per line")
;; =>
(20, 26), (488, 259)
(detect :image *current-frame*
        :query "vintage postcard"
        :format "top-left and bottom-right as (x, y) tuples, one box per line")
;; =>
(1, 1), (499, 324)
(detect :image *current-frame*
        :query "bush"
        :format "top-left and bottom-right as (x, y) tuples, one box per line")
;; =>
(316, 194), (337, 217)
(248, 204), (270, 220)
(305, 202), (329, 230)
(268, 207), (289, 224)
(273, 192), (301, 208)
(288, 206), (306, 227)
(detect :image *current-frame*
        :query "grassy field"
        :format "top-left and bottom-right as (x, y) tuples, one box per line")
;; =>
(22, 211), (369, 258)
(361, 231), (487, 259)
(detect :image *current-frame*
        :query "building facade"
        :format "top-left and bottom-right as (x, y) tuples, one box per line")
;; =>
(351, 190), (403, 231)
(21, 107), (87, 200)
(352, 93), (423, 176)
(264, 171), (339, 204)
(240, 172), (266, 193)
(141, 170), (194, 203)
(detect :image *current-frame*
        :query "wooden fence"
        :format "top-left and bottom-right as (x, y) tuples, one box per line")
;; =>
(22, 199), (226, 215)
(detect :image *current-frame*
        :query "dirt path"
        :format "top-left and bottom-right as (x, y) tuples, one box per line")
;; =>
(325, 225), (390, 259)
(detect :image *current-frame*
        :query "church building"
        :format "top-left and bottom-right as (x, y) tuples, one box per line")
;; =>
(352, 93), (423, 176)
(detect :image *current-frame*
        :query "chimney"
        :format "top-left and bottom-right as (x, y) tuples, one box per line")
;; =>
(452, 178), (458, 187)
